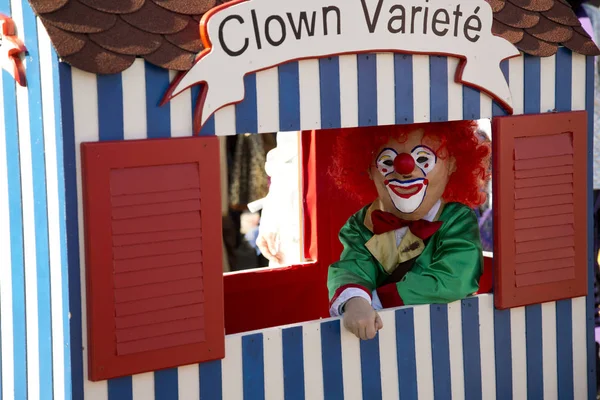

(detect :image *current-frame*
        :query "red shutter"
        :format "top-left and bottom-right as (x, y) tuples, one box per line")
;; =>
(81, 137), (224, 381)
(492, 111), (588, 309)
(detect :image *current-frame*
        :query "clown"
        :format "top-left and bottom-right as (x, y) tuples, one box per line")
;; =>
(327, 120), (490, 340)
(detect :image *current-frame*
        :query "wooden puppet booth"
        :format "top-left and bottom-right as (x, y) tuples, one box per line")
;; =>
(0, 0), (599, 398)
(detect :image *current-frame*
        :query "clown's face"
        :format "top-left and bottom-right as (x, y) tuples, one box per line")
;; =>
(370, 128), (455, 220)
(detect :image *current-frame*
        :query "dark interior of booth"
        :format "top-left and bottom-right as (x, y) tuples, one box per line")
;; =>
(221, 121), (493, 335)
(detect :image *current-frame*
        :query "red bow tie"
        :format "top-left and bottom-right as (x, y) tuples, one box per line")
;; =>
(371, 210), (443, 240)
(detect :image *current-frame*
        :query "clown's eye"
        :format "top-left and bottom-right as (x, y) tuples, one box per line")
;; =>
(382, 160), (394, 167)
(416, 156), (428, 164)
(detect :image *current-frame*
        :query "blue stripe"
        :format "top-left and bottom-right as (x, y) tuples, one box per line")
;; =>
(492, 60), (509, 117)
(108, 376), (133, 400)
(463, 86), (480, 120)
(396, 308), (418, 399)
(195, 85), (215, 136)
(97, 74), (124, 141)
(462, 298), (482, 400)
(556, 299), (574, 399)
(525, 304), (544, 400)
(155, 368), (179, 400)
(242, 334), (265, 400)
(320, 320), (344, 400)
(282, 326), (305, 400)
(59, 62), (83, 400)
(523, 55), (541, 114)
(493, 308), (512, 399)
(359, 335), (382, 400)
(586, 53), (596, 400)
(358, 53), (377, 127)
(236, 74), (258, 134)
(394, 54), (414, 124)
(278, 62), (301, 131)
(145, 62), (171, 139)
(430, 56), (449, 122)
(199, 360), (223, 400)
(430, 304), (451, 400)
(21, 4), (54, 396)
(319, 57), (341, 129)
(50, 46), (72, 400)
(555, 48), (572, 112)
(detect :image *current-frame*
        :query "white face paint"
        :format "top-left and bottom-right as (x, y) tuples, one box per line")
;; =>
(375, 145), (438, 214)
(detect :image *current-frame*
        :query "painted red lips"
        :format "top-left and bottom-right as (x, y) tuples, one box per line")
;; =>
(388, 183), (423, 198)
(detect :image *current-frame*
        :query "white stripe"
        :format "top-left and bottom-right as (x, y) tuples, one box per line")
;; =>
(509, 55), (525, 115)
(540, 55), (556, 113)
(414, 304), (434, 400)
(168, 69), (193, 138)
(263, 329), (284, 400)
(72, 68), (108, 400)
(379, 310), (399, 400)
(11, 0), (39, 396)
(571, 54), (587, 111)
(303, 323), (324, 400)
(222, 335), (243, 400)
(256, 67), (280, 134)
(177, 364), (200, 400)
(298, 59), (321, 130)
(478, 295), (496, 399)
(480, 93), (493, 119)
(376, 53), (395, 126)
(339, 55), (359, 128)
(412, 56), (430, 123)
(541, 302), (558, 400)
(510, 307), (527, 400)
(341, 324), (362, 400)
(447, 57), (463, 122)
(132, 372), (155, 400)
(0, 49), (15, 400)
(572, 297), (587, 400)
(38, 20), (66, 400)
(214, 105), (236, 136)
(447, 301), (465, 400)
(122, 60), (148, 140)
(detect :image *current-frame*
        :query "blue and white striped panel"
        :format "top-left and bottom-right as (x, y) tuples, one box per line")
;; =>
(76, 295), (587, 400)
(0, 1), (71, 399)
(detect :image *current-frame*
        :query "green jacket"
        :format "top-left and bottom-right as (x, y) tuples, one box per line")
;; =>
(327, 202), (483, 306)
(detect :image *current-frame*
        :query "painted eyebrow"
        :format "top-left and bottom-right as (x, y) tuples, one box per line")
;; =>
(416, 151), (431, 156)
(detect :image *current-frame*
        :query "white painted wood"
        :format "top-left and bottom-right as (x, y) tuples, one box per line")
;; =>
(122, 60), (148, 140)
(480, 93), (493, 120)
(214, 105), (236, 136)
(303, 323), (325, 400)
(299, 59), (321, 130)
(178, 364), (200, 400)
(339, 55), (359, 128)
(571, 54), (587, 111)
(222, 335), (243, 400)
(341, 324), (363, 400)
(572, 297), (588, 400)
(379, 311), (400, 400)
(256, 67), (280, 133)
(447, 57), (463, 121)
(38, 20), (66, 400)
(509, 56), (525, 115)
(263, 329), (285, 400)
(510, 307), (527, 400)
(541, 302), (558, 400)
(412, 56), (430, 123)
(447, 301), (465, 400)
(540, 56), (556, 113)
(376, 53), (395, 126)
(414, 304), (434, 400)
(132, 372), (155, 400)
(478, 295), (497, 400)
(168, 69), (193, 138)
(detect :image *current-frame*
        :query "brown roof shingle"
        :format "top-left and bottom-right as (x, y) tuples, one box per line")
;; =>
(28, 0), (600, 75)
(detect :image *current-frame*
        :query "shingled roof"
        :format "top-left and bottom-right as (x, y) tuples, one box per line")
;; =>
(28, 0), (600, 75)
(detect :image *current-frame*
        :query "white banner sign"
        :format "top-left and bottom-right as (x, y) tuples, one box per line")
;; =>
(164, 0), (520, 131)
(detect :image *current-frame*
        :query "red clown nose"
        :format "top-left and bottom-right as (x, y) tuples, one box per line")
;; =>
(394, 153), (415, 175)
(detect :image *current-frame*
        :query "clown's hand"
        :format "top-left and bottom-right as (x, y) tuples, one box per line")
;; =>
(256, 232), (282, 264)
(342, 297), (384, 340)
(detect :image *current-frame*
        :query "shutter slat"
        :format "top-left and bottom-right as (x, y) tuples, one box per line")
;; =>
(515, 267), (576, 287)
(114, 264), (203, 288)
(112, 212), (202, 235)
(514, 213), (574, 230)
(115, 304), (205, 330)
(514, 165), (574, 179)
(514, 154), (573, 171)
(111, 188), (201, 207)
(110, 164), (200, 195)
(515, 204), (573, 219)
(514, 224), (574, 242)
(113, 251), (203, 273)
(515, 236), (575, 254)
(514, 183), (573, 199)
(112, 199), (202, 220)
(514, 247), (575, 264)
(113, 238), (203, 260)
(515, 194), (574, 210)
(515, 257), (575, 274)
(113, 229), (202, 247)
(116, 330), (206, 356)
(114, 278), (205, 303)
(514, 174), (573, 189)
(514, 133), (573, 159)
(116, 317), (205, 344)
(115, 291), (205, 317)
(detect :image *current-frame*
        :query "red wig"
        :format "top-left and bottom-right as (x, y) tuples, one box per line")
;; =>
(328, 121), (491, 208)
